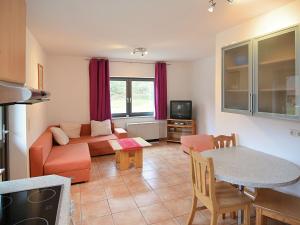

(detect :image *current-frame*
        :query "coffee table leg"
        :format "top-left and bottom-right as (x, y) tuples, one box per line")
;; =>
(119, 151), (129, 170)
(135, 148), (143, 168)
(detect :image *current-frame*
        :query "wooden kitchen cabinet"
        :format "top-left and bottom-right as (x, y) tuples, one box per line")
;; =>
(0, 0), (26, 84)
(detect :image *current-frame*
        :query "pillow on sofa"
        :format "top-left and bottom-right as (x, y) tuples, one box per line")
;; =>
(60, 123), (81, 138)
(91, 119), (112, 137)
(50, 127), (69, 145)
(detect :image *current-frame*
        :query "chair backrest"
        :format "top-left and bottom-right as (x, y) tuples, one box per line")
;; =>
(189, 149), (217, 211)
(212, 133), (236, 149)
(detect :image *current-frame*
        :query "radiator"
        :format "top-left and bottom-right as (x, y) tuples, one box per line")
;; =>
(126, 121), (160, 140)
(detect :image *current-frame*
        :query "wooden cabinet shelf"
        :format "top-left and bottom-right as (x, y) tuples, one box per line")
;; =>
(225, 89), (248, 93)
(167, 119), (196, 143)
(259, 57), (295, 66)
(226, 64), (248, 72)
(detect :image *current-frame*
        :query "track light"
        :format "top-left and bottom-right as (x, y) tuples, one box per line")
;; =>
(208, 0), (234, 13)
(208, 0), (216, 12)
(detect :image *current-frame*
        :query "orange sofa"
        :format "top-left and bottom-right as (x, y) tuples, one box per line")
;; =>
(29, 123), (127, 183)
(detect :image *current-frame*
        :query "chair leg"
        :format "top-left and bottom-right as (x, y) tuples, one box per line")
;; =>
(186, 196), (198, 225)
(244, 205), (250, 225)
(210, 213), (218, 225)
(256, 208), (266, 225)
(222, 213), (225, 219)
(230, 211), (237, 219)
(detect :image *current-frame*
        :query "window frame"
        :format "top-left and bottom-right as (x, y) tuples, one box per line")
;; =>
(110, 77), (155, 118)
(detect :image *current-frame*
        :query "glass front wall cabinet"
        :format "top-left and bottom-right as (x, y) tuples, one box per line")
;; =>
(254, 27), (300, 120)
(222, 41), (252, 114)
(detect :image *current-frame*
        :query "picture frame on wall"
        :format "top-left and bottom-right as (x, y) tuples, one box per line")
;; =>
(38, 64), (44, 90)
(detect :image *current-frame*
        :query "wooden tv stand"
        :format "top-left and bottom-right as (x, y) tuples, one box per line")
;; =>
(167, 119), (196, 143)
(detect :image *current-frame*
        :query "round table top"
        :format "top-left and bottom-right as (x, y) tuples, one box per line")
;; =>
(200, 146), (300, 188)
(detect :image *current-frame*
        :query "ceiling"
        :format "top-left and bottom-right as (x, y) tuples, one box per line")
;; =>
(27, 0), (294, 61)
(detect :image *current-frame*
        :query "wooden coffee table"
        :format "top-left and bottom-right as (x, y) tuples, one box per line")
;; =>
(108, 137), (151, 170)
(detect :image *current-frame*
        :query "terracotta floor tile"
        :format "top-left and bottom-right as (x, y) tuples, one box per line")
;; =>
(71, 203), (82, 225)
(80, 188), (107, 204)
(154, 186), (179, 201)
(163, 197), (192, 217)
(71, 184), (81, 194)
(81, 200), (110, 220)
(71, 192), (81, 205)
(165, 175), (187, 186)
(81, 215), (114, 225)
(102, 176), (124, 187)
(133, 191), (161, 207)
(152, 219), (180, 225)
(112, 209), (147, 225)
(108, 196), (137, 213)
(105, 184), (131, 198)
(127, 180), (151, 193)
(140, 203), (173, 224)
(142, 170), (160, 179)
(175, 212), (210, 225)
(122, 173), (145, 184)
(146, 178), (171, 189)
(80, 180), (103, 192)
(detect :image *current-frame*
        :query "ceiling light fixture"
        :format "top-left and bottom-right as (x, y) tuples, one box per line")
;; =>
(208, 0), (234, 13)
(131, 47), (148, 56)
(208, 0), (216, 12)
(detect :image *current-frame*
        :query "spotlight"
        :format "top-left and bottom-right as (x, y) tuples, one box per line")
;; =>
(208, 0), (216, 13)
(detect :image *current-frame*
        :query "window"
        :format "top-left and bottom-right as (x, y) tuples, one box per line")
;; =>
(110, 77), (154, 117)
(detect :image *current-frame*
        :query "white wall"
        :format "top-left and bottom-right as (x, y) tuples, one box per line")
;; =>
(46, 55), (193, 138)
(214, 1), (300, 196)
(9, 29), (48, 179)
(26, 30), (48, 147)
(191, 57), (216, 134)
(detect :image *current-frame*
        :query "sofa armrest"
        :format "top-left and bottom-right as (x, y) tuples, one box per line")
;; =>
(114, 128), (128, 139)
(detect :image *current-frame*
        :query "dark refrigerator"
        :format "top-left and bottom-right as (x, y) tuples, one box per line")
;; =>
(0, 106), (9, 181)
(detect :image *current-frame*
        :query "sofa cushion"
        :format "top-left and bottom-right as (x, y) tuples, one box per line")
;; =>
(91, 119), (112, 137)
(44, 143), (91, 174)
(50, 127), (69, 145)
(60, 122), (81, 138)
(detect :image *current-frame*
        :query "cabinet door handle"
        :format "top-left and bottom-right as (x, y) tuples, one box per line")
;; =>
(249, 93), (253, 113)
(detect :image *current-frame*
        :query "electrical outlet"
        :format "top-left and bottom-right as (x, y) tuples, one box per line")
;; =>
(290, 129), (300, 137)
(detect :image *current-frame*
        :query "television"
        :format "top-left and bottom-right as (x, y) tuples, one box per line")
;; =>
(170, 100), (192, 119)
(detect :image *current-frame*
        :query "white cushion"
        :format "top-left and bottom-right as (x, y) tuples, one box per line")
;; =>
(91, 119), (112, 137)
(60, 123), (81, 138)
(50, 127), (69, 145)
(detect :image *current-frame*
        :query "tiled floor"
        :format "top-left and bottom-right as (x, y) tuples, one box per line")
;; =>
(71, 142), (252, 225)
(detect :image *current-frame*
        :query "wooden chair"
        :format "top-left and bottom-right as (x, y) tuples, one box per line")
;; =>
(212, 133), (236, 149)
(254, 188), (300, 225)
(211, 133), (237, 219)
(186, 149), (251, 225)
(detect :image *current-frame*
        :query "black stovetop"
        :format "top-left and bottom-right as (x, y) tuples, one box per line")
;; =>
(0, 185), (62, 225)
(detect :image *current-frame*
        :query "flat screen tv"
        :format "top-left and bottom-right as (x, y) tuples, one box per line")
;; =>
(170, 100), (192, 119)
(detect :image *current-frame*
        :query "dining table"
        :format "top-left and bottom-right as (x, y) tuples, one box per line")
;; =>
(199, 145), (300, 224)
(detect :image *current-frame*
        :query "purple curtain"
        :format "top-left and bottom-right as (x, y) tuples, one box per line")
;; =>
(155, 62), (167, 120)
(89, 58), (111, 121)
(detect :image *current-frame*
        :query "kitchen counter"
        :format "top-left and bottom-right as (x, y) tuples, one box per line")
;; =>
(0, 175), (71, 225)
